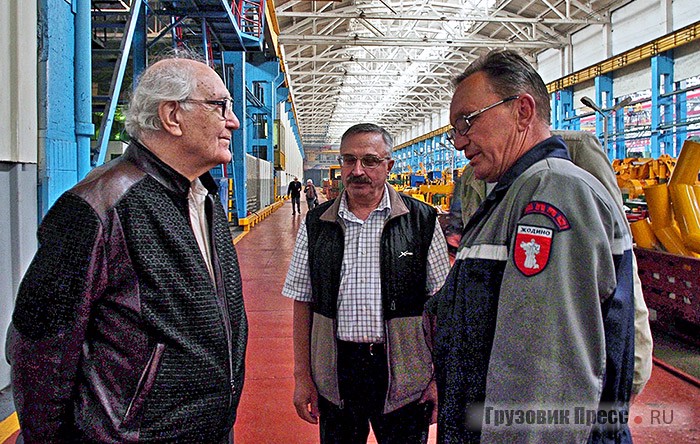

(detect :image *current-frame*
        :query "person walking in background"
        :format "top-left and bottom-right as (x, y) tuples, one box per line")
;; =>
(427, 49), (636, 443)
(288, 176), (302, 215)
(304, 178), (319, 211)
(7, 51), (247, 443)
(283, 123), (450, 444)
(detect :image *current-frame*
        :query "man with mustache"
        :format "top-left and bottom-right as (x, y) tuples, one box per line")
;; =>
(283, 123), (451, 443)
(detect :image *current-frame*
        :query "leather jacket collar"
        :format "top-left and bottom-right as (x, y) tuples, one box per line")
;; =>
(126, 140), (218, 197)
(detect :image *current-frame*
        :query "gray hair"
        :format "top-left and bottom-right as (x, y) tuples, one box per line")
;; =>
(452, 49), (551, 123)
(340, 123), (394, 157)
(124, 48), (207, 139)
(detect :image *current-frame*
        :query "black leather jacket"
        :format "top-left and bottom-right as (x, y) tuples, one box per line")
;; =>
(9, 142), (247, 443)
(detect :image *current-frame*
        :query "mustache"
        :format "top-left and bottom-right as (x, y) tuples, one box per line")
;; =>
(346, 175), (372, 184)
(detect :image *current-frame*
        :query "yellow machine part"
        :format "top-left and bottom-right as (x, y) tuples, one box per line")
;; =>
(629, 219), (660, 250)
(644, 183), (697, 256)
(668, 139), (700, 253)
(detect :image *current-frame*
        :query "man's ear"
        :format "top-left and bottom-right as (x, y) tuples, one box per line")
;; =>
(514, 94), (537, 131)
(158, 101), (183, 136)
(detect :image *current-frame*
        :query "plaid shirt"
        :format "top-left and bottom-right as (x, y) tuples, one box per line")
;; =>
(282, 186), (451, 342)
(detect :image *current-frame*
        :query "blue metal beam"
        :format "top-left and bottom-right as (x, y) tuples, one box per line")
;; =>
(94, 0), (144, 166)
(74, 0), (94, 180)
(132, 6), (147, 89)
(675, 83), (687, 155)
(217, 0), (246, 49)
(225, 51), (249, 220)
(594, 74), (614, 159)
(651, 51), (674, 157)
(39, 0), (78, 215)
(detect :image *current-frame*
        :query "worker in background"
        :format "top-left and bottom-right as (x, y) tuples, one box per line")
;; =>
(288, 176), (303, 215)
(446, 130), (653, 402)
(426, 49), (636, 443)
(283, 123), (451, 444)
(8, 51), (247, 443)
(305, 178), (319, 211)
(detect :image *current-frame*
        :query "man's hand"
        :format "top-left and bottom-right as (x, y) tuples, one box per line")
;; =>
(293, 373), (319, 424)
(418, 379), (438, 424)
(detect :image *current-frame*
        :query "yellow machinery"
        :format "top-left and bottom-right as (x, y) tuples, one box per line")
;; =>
(613, 154), (676, 199)
(629, 138), (700, 257)
(418, 183), (453, 211)
(323, 165), (342, 200)
(629, 139), (700, 345)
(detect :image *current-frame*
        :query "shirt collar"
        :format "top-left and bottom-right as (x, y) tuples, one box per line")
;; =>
(338, 184), (392, 222)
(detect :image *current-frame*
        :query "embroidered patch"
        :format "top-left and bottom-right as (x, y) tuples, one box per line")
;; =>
(522, 201), (571, 231)
(514, 225), (553, 276)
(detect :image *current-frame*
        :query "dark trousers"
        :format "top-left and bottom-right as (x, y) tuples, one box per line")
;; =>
(318, 341), (430, 444)
(291, 196), (301, 213)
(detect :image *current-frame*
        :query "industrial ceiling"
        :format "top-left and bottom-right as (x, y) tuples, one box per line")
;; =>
(271, 0), (627, 150)
(91, 0), (629, 151)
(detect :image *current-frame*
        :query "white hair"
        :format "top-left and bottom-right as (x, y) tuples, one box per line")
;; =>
(124, 49), (207, 139)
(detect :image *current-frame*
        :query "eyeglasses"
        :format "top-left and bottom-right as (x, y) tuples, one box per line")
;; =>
(447, 95), (519, 142)
(338, 154), (391, 169)
(180, 98), (233, 118)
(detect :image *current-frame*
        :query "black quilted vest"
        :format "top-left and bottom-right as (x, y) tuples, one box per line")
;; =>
(306, 194), (436, 320)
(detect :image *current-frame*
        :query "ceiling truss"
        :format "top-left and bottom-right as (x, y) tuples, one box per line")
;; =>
(272, 0), (626, 150)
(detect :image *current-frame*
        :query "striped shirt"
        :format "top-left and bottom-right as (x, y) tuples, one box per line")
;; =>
(282, 185), (451, 342)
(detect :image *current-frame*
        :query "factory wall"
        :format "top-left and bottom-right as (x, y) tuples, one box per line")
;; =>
(277, 102), (304, 196)
(0, 0), (38, 388)
(539, 0), (699, 79)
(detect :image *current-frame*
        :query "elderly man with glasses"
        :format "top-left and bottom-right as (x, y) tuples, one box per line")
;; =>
(9, 51), (247, 443)
(426, 49), (637, 443)
(283, 123), (450, 444)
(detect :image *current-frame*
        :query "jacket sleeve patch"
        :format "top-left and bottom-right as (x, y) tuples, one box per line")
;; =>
(522, 201), (570, 231)
(514, 225), (552, 276)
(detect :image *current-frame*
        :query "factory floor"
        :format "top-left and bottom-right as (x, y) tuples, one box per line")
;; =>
(0, 198), (698, 443)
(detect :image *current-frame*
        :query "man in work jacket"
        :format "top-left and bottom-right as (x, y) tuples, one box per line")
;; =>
(427, 49), (636, 443)
(445, 130), (653, 400)
(283, 123), (450, 444)
(8, 54), (247, 443)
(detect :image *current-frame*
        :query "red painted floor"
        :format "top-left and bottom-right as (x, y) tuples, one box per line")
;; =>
(232, 200), (319, 443)
(0, 199), (696, 443)
(232, 198), (699, 443)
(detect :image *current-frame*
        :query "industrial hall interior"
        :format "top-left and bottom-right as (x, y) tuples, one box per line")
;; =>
(1, 0), (699, 442)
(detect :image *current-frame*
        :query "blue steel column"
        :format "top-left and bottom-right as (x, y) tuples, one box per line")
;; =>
(132, 5), (147, 89)
(225, 51), (249, 219)
(651, 52), (674, 157)
(675, 84), (687, 156)
(38, 0), (78, 215)
(246, 59), (280, 161)
(552, 89), (576, 130)
(74, 0), (94, 180)
(272, 71), (285, 162)
(614, 101), (627, 159)
(94, 0), (144, 166)
(594, 74), (614, 159)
